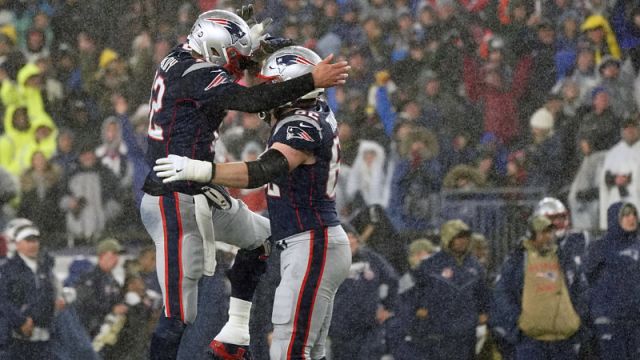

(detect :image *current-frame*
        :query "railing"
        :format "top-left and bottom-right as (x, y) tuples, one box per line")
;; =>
(436, 187), (547, 269)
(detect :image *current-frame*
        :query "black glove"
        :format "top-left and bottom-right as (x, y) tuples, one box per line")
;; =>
(235, 4), (255, 24)
(252, 37), (295, 62)
(260, 37), (294, 54)
(200, 184), (232, 210)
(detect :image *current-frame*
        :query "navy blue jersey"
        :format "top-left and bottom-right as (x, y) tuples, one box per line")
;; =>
(144, 44), (234, 195)
(266, 102), (341, 240)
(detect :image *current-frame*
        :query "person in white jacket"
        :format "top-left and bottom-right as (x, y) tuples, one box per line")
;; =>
(599, 116), (640, 229)
(346, 140), (389, 207)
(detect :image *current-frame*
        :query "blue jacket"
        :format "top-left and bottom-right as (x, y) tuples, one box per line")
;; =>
(490, 237), (588, 345)
(0, 253), (57, 335)
(387, 158), (442, 232)
(584, 202), (640, 324)
(611, 1), (640, 50)
(408, 250), (488, 339)
(330, 246), (399, 337)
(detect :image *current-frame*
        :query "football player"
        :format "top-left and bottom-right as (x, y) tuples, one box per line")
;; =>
(140, 8), (349, 360)
(154, 46), (351, 360)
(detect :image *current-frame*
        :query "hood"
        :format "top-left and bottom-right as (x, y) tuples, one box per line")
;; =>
(440, 219), (471, 253)
(581, 15), (622, 62)
(17, 63), (41, 87)
(443, 164), (486, 189)
(398, 127), (439, 160)
(100, 116), (122, 148)
(606, 201), (638, 242)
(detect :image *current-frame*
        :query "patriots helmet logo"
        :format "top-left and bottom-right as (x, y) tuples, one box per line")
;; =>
(205, 18), (246, 44)
(286, 126), (314, 142)
(276, 54), (315, 74)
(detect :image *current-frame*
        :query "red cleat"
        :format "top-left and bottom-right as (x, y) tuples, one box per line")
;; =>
(208, 339), (252, 360)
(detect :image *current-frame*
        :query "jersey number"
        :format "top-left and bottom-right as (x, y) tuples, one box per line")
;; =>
(326, 137), (340, 198)
(148, 74), (165, 140)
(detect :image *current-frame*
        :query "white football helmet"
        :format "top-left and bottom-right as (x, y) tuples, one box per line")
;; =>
(187, 10), (252, 75)
(259, 46), (323, 100)
(534, 197), (570, 237)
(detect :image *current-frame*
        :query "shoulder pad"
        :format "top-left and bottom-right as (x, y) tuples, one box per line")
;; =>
(273, 114), (323, 138)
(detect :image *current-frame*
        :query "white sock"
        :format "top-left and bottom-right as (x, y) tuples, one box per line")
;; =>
(214, 297), (252, 346)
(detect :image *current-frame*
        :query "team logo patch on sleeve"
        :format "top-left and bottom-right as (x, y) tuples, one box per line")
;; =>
(204, 72), (229, 90)
(286, 126), (314, 142)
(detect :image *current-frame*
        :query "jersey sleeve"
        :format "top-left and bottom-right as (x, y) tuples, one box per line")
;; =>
(180, 62), (234, 99)
(271, 115), (323, 151)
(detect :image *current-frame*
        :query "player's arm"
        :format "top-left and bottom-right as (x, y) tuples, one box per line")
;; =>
(154, 143), (309, 189)
(202, 55), (349, 113)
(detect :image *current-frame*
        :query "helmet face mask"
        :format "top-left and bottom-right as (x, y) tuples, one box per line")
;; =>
(187, 10), (252, 76)
(259, 46), (323, 101)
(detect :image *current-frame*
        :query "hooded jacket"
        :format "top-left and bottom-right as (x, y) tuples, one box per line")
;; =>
(408, 220), (489, 338)
(581, 15), (622, 64)
(584, 202), (640, 323)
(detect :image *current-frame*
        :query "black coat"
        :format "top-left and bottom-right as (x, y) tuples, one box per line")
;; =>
(73, 267), (122, 337)
(0, 253), (57, 335)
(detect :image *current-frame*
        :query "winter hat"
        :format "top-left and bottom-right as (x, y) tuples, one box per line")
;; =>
(529, 108), (554, 130)
(14, 225), (40, 242)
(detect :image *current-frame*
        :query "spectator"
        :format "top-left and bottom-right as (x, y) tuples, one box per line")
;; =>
(418, 70), (467, 140)
(329, 223), (399, 360)
(443, 164), (486, 190)
(556, 44), (599, 106)
(580, 14), (621, 64)
(95, 115), (133, 190)
(0, 224), (64, 360)
(59, 141), (122, 245)
(50, 129), (78, 178)
(597, 56), (636, 119)
(346, 140), (388, 207)
(52, 43), (82, 95)
(74, 238), (127, 338)
(599, 116), (640, 230)
(521, 21), (558, 117)
(126, 246), (161, 296)
(400, 219), (489, 360)
(610, 1), (640, 72)
(463, 36), (532, 145)
(0, 165), (18, 227)
(490, 215), (585, 360)
(99, 274), (155, 360)
(0, 106), (31, 175)
(387, 127), (442, 232)
(577, 87), (620, 154)
(397, 238), (437, 294)
(523, 108), (563, 192)
(585, 202), (640, 360)
(18, 151), (63, 245)
(568, 135), (606, 232)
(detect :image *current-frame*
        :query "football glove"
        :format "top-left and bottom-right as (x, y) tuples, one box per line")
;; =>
(252, 37), (295, 62)
(235, 4), (254, 23)
(249, 17), (273, 52)
(200, 184), (232, 210)
(154, 155), (213, 184)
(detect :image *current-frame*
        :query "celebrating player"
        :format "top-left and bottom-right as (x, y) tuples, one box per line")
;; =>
(154, 46), (351, 360)
(140, 8), (349, 360)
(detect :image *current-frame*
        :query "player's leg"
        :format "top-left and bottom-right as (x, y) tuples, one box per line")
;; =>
(141, 193), (203, 360)
(270, 227), (351, 360)
(208, 197), (271, 358)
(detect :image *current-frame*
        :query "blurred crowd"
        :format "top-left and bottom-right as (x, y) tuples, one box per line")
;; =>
(1, 0), (640, 359)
